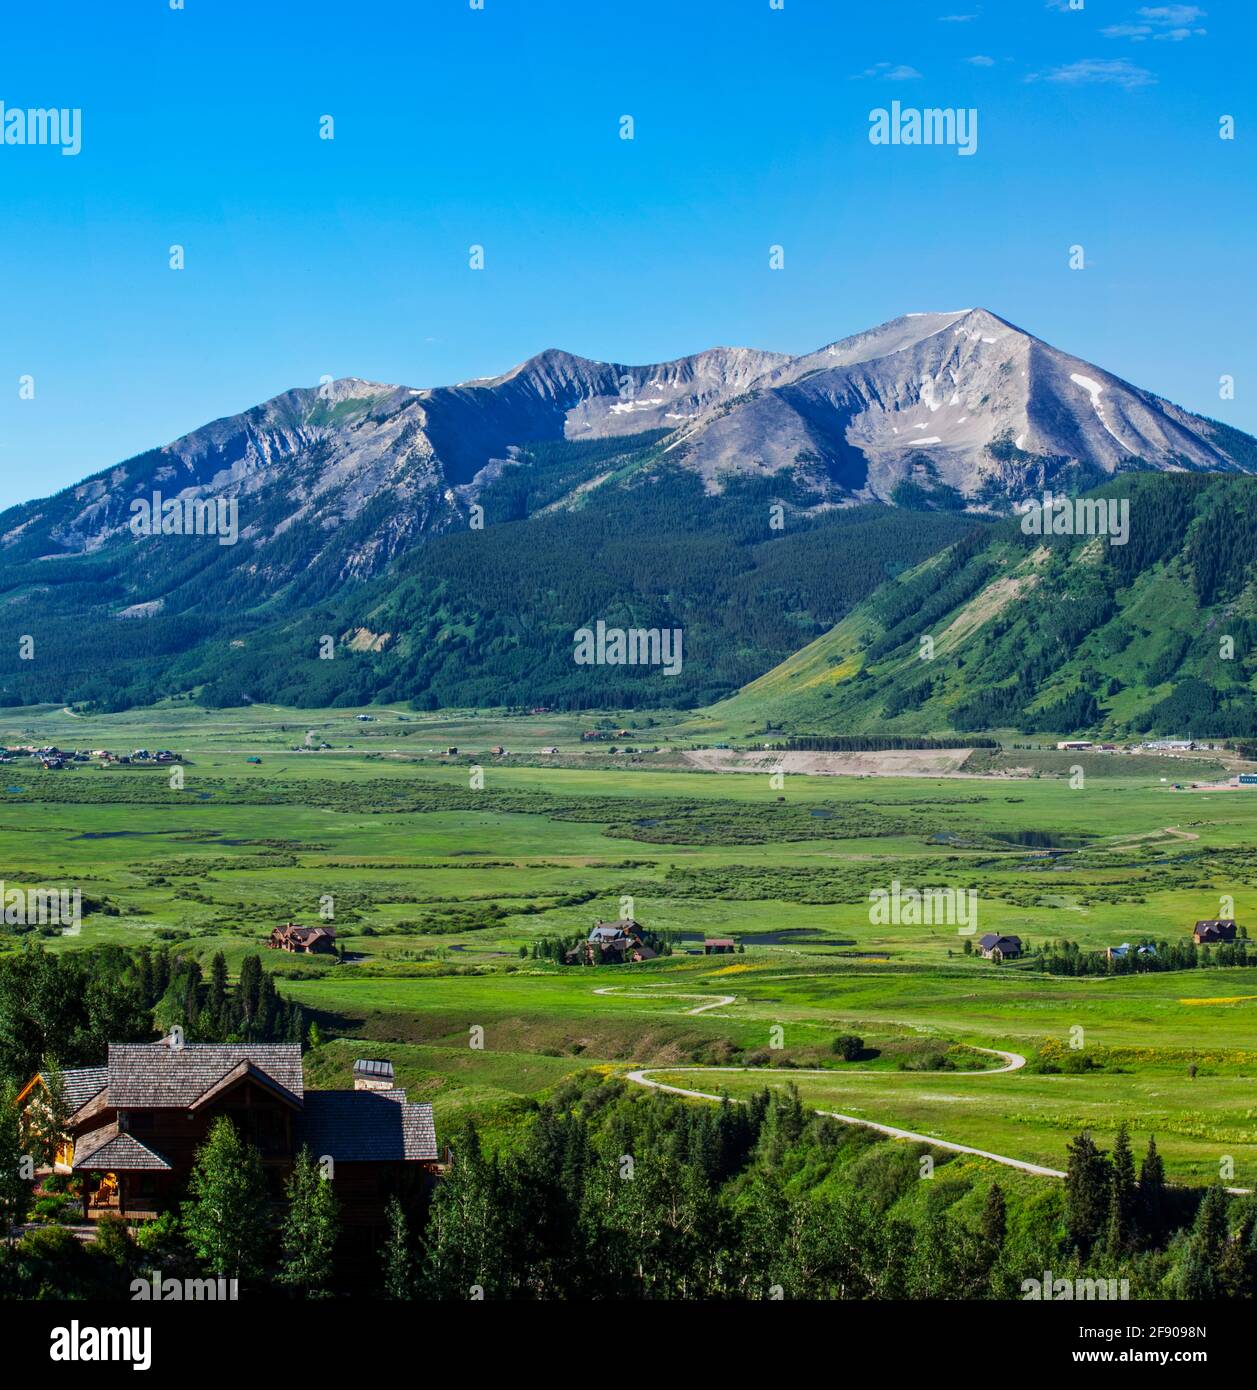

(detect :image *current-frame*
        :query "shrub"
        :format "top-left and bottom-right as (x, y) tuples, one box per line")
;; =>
(898, 1053), (956, 1073)
(31, 1194), (69, 1222)
(93, 1213), (136, 1267)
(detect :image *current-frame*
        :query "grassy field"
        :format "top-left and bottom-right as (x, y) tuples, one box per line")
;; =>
(3, 700), (1257, 1180)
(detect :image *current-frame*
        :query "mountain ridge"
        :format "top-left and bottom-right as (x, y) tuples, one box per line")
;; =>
(11, 306), (1254, 575)
(2, 310), (1254, 715)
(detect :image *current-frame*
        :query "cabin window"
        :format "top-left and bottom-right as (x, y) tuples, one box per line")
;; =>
(224, 1105), (286, 1155)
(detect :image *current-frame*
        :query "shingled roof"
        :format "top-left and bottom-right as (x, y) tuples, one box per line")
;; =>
(75, 1127), (172, 1171)
(296, 1090), (437, 1162)
(61, 1066), (109, 1113)
(107, 1043), (305, 1108)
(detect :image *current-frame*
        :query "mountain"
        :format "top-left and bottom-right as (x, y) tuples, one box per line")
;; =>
(1, 311), (1254, 713)
(681, 307), (1256, 505)
(699, 473), (1257, 740)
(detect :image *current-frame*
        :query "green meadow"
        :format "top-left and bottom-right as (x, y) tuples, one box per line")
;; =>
(3, 701), (1257, 1182)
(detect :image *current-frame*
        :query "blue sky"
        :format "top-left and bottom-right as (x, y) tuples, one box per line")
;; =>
(0, 0), (1251, 508)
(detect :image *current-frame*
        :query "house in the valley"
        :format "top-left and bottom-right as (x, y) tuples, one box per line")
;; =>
(268, 922), (337, 955)
(704, 938), (736, 955)
(1106, 942), (1156, 962)
(1193, 919), (1238, 945)
(565, 919), (653, 965)
(15, 1042), (437, 1257)
(976, 932), (1022, 961)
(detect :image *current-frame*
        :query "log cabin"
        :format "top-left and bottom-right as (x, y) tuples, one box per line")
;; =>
(976, 932), (1022, 961)
(17, 1040), (437, 1260)
(267, 922), (337, 954)
(563, 919), (657, 965)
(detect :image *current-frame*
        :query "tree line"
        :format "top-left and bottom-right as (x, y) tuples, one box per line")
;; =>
(4, 1067), (1255, 1299)
(0, 944), (304, 1089)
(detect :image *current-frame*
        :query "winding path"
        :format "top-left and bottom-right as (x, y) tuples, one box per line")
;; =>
(624, 1053), (1070, 1178)
(593, 985), (736, 1016)
(601, 983), (1066, 1177)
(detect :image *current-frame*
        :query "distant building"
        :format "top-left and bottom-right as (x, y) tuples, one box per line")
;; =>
(976, 932), (1022, 961)
(1056, 741), (1092, 751)
(704, 938), (736, 955)
(1106, 943), (1156, 962)
(565, 919), (654, 965)
(1193, 919), (1238, 945)
(268, 922), (337, 955)
(590, 922), (638, 943)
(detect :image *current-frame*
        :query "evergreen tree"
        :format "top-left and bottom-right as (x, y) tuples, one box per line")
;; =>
(138, 950), (155, 1007)
(1176, 1239), (1215, 1300)
(255, 972), (279, 1042)
(1064, 1131), (1110, 1257)
(1137, 1135), (1167, 1246)
(206, 952), (229, 1035)
(382, 1195), (414, 1299)
(237, 954), (263, 1032)
(1172, 1183), (1234, 1300)
(1193, 1183), (1230, 1264)
(278, 1147), (339, 1298)
(1106, 1124), (1138, 1256)
(181, 1117), (270, 1280)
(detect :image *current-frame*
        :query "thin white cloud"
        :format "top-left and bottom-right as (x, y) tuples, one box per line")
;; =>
(1140, 4), (1205, 21)
(1102, 5), (1206, 40)
(1030, 57), (1158, 88)
(965, 54), (996, 65)
(856, 61), (924, 80)
(938, 11), (979, 20)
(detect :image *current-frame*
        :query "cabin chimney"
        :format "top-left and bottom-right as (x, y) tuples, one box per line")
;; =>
(353, 1058), (395, 1091)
